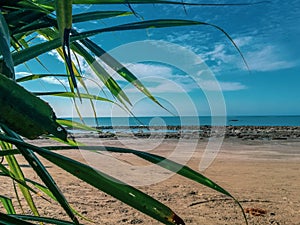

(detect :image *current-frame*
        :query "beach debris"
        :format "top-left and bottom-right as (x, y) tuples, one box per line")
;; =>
(130, 218), (143, 224)
(244, 207), (267, 216)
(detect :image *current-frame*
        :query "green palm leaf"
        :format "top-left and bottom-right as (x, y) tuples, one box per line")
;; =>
(9, 215), (83, 225)
(79, 37), (164, 107)
(1, 126), (80, 224)
(0, 134), (185, 225)
(73, 10), (132, 23)
(55, 0), (79, 92)
(11, 19), (248, 70)
(12, 10), (132, 35)
(0, 73), (67, 140)
(0, 195), (16, 214)
(0, 212), (35, 225)
(71, 41), (131, 104)
(34, 91), (116, 103)
(16, 74), (70, 83)
(0, 144), (40, 216)
(0, 13), (15, 79)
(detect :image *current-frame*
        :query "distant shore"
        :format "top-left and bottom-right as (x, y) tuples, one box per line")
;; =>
(70, 125), (300, 140)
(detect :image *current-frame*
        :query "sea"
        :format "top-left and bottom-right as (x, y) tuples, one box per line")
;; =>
(64, 116), (300, 133)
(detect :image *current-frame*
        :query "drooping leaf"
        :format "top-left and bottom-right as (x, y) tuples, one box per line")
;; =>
(27, 176), (95, 223)
(55, 0), (72, 39)
(84, 145), (233, 196)
(16, 74), (70, 83)
(0, 168), (48, 200)
(11, 19), (248, 70)
(79, 37), (163, 106)
(0, 134), (185, 225)
(0, 141), (40, 217)
(34, 91), (116, 103)
(0, 141), (247, 224)
(4, 8), (47, 35)
(55, 0), (79, 93)
(13, 10), (132, 35)
(1, 126), (80, 225)
(0, 73), (67, 140)
(0, 166), (92, 223)
(8, 215), (83, 225)
(0, 0), (53, 12)
(0, 212), (35, 225)
(0, 12), (15, 79)
(71, 41), (131, 104)
(90, 145), (248, 224)
(0, 149), (19, 157)
(73, 10), (132, 23)
(57, 119), (98, 132)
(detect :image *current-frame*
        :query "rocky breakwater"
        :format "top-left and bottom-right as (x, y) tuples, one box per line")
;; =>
(225, 126), (300, 140)
(131, 125), (300, 140)
(94, 125), (300, 140)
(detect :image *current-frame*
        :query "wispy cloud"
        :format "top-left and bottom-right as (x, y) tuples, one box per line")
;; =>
(165, 25), (299, 73)
(41, 77), (69, 86)
(122, 62), (246, 93)
(44, 50), (106, 89)
(244, 45), (298, 72)
(194, 78), (247, 92)
(213, 81), (246, 91)
(15, 71), (31, 77)
(124, 62), (174, 79)
(198, 35), (299, 72)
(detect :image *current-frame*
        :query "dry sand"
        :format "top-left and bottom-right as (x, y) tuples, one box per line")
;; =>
(1, 137), (300, 225)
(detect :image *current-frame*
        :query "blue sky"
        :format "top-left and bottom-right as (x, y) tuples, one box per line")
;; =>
(16, 1), (300, 117)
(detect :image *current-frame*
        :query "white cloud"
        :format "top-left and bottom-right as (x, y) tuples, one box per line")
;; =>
(120, 62), (246, 93)
(41, 76), (69, 86)
(165, 29), (299, 73)
(124, 63), (174, 78)
(42, 49), (248, 93)
(200, 37), (299, 72)
(233, 36), (253, 47)
(43, 49), (108, 89)
(15, 71), (31, 77)
(219, 81), (247, 91)
(245, 45), (298, 72)
(193, 76), (247, 91)
(204, 43), (237, 64)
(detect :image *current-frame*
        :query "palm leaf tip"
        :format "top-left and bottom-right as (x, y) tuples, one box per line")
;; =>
(171, 213), (185, 225)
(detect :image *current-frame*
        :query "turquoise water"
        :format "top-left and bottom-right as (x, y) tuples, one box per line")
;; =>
(64, 116), (300, 127)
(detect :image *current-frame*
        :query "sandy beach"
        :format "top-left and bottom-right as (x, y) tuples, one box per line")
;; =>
(1, 136), (300, 225)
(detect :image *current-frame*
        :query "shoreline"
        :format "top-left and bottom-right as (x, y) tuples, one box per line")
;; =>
(68, 125), (300, 140)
